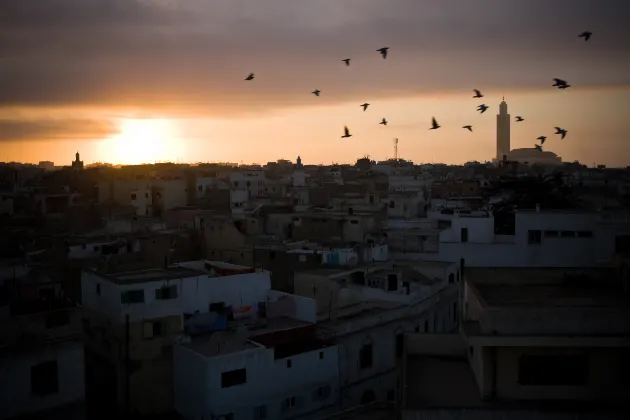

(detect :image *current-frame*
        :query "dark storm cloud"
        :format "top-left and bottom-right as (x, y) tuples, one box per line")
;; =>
(0, 0), (629, 117)
(0, 118), (118, 142)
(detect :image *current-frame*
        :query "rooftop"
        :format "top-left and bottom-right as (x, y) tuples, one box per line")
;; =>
(182, 316), (313, 358)
(466, 268), (629, 308)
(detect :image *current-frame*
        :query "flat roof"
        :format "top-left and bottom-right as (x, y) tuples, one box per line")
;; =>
(467, 268), (629, 308)
(86, 265), (205, 285)
(182, 317), (311, 358)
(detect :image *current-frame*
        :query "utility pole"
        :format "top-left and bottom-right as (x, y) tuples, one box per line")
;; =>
(394, 138), (398, 161)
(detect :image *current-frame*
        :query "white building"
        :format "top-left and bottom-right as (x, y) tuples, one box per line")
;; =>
(398, 209), (630, 268)
(81, 259), (318, 416)
(294, 261), (460, 410)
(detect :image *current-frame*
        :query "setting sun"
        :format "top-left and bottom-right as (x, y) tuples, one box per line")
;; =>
(99, 118), (180, 165)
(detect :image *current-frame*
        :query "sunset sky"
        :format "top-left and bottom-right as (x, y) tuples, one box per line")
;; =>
(1, 0), (629, 166)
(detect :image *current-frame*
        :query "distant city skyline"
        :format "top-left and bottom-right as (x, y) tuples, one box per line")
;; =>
(1, 0), (629, 166)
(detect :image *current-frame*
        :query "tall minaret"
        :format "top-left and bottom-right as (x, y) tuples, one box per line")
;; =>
(496, 97), (510, 162)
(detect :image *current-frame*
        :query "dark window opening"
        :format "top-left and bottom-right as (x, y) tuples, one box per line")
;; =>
(424, 320), (429, 332)
(359, 343), (373, 369)
(31, 360), (59, 396)
(577, 231), (593, 238)
(560, 231), (575, 238)
(351, 271), (366, 285)
(286, 359), (292, 368)
(386, 389), (395, 401)
(270, 251), (276, 260)
(448, 273), (455, 284)
(155, 285), (178, 300)
(528, 230), (542, 244)
(130, 194), (136, 200)
(45, 311), (70, 329)
(360, 389), (376, 404)
(460, 227), (468, 243)
(387, 274), (397, 291)
(395, 333), (404, 358)
(221, 368), (247, 388)
(615, 235), (630, 253)
(121, 289), (144, 304)
(544, 230), (558, 238)
(319, 351), (324, 360)
(96, 283), (101, 295)
(518, 354), (589, 386)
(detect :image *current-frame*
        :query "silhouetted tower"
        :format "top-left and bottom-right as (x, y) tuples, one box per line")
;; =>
(496, 97), (510, 162)
(394, 138), (399, 161)
(296, 155), (302, 169)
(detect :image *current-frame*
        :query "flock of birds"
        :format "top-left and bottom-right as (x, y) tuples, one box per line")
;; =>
(243, 30), (594, 153)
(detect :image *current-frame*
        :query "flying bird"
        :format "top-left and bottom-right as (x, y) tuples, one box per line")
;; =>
(430, 117), (441, 130)
(380, 118), (388, 126)
(377, 47), (389, 59)
(515, 116), (524, 122)
(534, 144), (543, 152)
(552, 78), (570, 89)
(312, 89), (321, 96)
(537, 136), (547, 145)
(463, 125), (473, 132)
(554, 127), (568, 139)
(342, 58), (351, 66)
(245, 73), (255, 81)
(579, 31), (592, 41)
(473, 89), (483, 98)
(477, 104), (489, 114)
(341, 126), (352, 138)
(361, 103), (370, 111)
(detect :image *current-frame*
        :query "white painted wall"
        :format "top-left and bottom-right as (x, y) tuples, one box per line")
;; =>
(267, 290), (317, 323)
(0, 340), (85, 420)
(174, 343), (339, 420)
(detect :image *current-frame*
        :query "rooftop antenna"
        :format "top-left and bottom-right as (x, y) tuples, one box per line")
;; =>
(393, 138), (399, 161)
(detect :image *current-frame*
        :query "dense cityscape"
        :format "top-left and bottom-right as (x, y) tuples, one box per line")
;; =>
(1, 96), (629, 420)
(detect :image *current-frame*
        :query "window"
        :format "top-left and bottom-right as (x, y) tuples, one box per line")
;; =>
(313, 385), (331, 401)
(96, 283), (101, 296)
(253, 406), (267, 419)
(143, 320), (163, 339)
(387, 274), (397, 291)
(518, 354), (589, 386)
(130, 193), (137, 200)
(560, 231), (575, 238)
(544, 230), (558, 237)
(269, 251), (276, 260)
(448, 273), (455, 284)
(284, 396), (297, 410)
(221, 368), (246, 388)
(155, 285), (177, 300)
(45, 311), (70, 329)
(31, 360), (58, 396)
(121, 289), (144, 304)
(469, 346), (474, 357)
(387, 389), (396, 401)
(395, 333), (404, 358)
(424, 320), (429, 332)
(144, 192), (149, 198)
(577, 231), (593, 238)
(389, 200), (395, 208)
(286, 359), (292, 368)
(319, 351), (324, 360)
(527, 230), (542, 244)
(359, 343), (373, 369)
(460, 227), (468, 243)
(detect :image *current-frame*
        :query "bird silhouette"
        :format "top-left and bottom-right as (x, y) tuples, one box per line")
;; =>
(473, 89), (483, 98)
(537, 136), (547, 145)
(552, 78), (570, 89)
(312, 89), (321, 96)
(361, 103), (370, 111)
(341, 126), (352, 138)
(554, 127), (568, 139)
(380, 118), (388, 126)
(579, 31), (592, 41)
(463, 125), (473, 132)
(477, 104), (489, 114)
(430, 117), (441, 130)
(342, 59), (351, 66)
(377, 47), (389, 59)
(534, 144), (543, 152)
(245, 73), (254, 81)
(515, 116), (524, 122)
